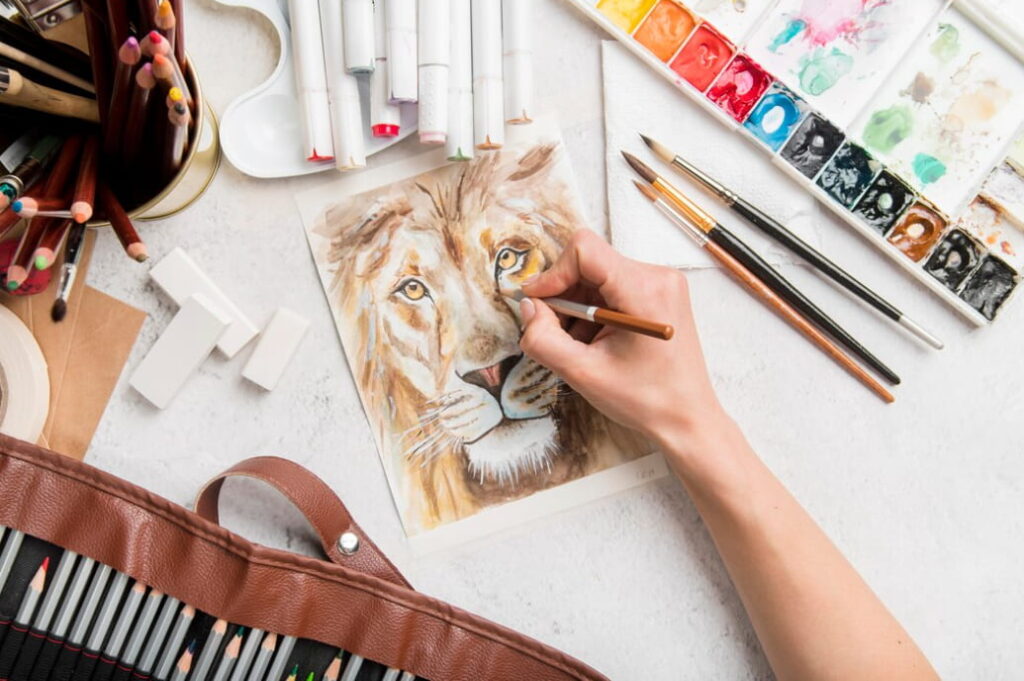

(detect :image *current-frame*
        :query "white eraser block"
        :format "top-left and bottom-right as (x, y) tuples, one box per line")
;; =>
(242, 307), (310, 391)
(149, 248), (259, 358)
(130, 294), (231, 409)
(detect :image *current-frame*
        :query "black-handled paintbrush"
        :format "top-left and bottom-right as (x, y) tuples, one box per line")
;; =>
(622, 151), (901, 386)
(639, 133), (942, 350)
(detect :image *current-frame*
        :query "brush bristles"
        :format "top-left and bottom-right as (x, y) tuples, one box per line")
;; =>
(639, 134), (674, 163)
(621, 151), (658, 183)
(633, 180), (659, 202)
(50, 298), (67, 323)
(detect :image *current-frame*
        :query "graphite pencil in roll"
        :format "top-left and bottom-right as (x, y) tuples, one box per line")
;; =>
(227, 627), (263, 681)
(242, 631), (276, 681)
(503, 0), (533, 124)
(210, 627), (243, 681)
(9, 550), (77, 678)
(0, 557), (48, 674)
(384, 0), (417, 102)
(417, 0), (450, 145)
(48, 562), (113, 681)
(185, 618), (227, 681)
(263, 635), (296, 681)
(289, 0), (334, 161)
(370, 0), (401, 137)
(342, 0), (374, 72)
(28, 556), (94, 681)
(320, 0), (366, 170)
(91, 581), (146, 681)
(70, 570), (131, 681)
(134, 597), (182, 677)
(109, 588), (163, 681)
(169, 642), (194, 681)
(445, 0), (472, 161)
(471, 0), (504, 150)
(152, 603), (194, 680)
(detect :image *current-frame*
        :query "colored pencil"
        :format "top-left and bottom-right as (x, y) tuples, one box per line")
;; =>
(50, 222), (86, 322)
(49, 563), (112, 681)
(639, 134), (944, 350)
(169, 641), (195, 681)
(26, 556), (94, 681)
(445, 0), (472, 161)
(0, 66), (100, 122)
(162, 101), (190, 180)
(0, 557), (49, 676)
(171, 0), (187, 69)
(106, 0), (132, 49)
(285, 664), (299, 681)
(635, 180), (895, 403)
(190, 618), (228, 681)
(152, 603), (195, 680)
(98, 182), (148, 262)
(31, 218), (73, 270)
(156, 1), (177, 52)
(471, 0), (503, 149)
(340, 654), (363, 681)
(70, 135), (99, 224)
(95, 580), (147, 680)
(263, 635), (296, 681)
(152, 51), (193, 107)
(71, 570), (131, 680)
(135, 597), (182, 676)
(80, 0), (113, 129)
(210, 628), (244, 681)
(324, 653), (343, 681)
(622, 151), (901, 386)
(140, 30), (172, 59)
(370, 0), (401, 137)
(243, 631), (276, 681)
(12, 196), (67, 218)
(227, 627), (263, 681)
(105, 38), (143, 157)
(123, 62), (156, 169)
(8, 550), (77, 678)
(113, 588), (163, 680)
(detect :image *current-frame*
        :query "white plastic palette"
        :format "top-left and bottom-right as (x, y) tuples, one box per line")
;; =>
(212, 0), (418, 178)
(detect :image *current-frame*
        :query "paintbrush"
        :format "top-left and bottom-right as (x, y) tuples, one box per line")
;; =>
(634, 181), (893, 403)
(622, 150), (901, 386)
(503, 287), (674, 340)
(639, 134), (943, 350)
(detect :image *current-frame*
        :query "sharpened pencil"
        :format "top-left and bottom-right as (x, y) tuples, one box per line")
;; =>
(97, 182), (148, 261)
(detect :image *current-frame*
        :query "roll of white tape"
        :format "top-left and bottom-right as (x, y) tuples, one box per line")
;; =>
(0, 305), (49, 443)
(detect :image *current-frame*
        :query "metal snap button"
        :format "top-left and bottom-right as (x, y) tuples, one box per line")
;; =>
(337, 531), (360, 555)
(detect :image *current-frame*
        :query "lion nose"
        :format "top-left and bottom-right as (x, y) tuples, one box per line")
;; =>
(460, 355), (521, 400)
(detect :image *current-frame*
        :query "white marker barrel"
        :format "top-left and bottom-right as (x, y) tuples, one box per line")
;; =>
(371, 0), (401, 136)
(342, 0), (374, 72)
(446, 0), (473, 160)
(288, 0), (334, 161)
(471, 0), (503, 149)
(502, 0), (532, 123)
(384, 0), (417, 102)
(320, 0), (366, 169)
(417, 0), (450, 144)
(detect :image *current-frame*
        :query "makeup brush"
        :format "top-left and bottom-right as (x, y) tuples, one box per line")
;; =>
(635, 181), (893, 403)
(622, 151), (900, 386)
(639, 134), (943, 350)
(503, 287), (674, 340)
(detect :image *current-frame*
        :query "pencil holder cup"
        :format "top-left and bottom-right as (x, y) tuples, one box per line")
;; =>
(89, 59), (221, 227)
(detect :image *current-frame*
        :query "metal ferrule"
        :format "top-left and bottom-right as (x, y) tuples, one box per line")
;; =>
(655, 179), (717, 233)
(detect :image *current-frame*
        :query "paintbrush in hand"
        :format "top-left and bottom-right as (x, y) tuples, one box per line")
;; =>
(503, 287), (674, 340)
(639, 134), (942, 350)
(634, 180), (893, 403)
(622, 151), (900, 385)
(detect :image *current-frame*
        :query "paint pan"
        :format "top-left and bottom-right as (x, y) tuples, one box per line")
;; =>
(743, 83), (808, 151)
(779, 112), (843, 179)
(705, 53), (773, 122)
(887, 202), (947, 262)
(959, 255), (1019, 320)
(956, 197), (1024, 272)
(633, 0), (697, 62)
(669, 23), (734, 92)
(923, 229), (982, 291)
(852, 170), (916, 236)
(597, 0), (658, 32)
(816, 142), (882, 208)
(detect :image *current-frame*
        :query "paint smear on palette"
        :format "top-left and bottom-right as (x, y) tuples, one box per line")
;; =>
(670, 24), (735, 91)
(923, 229), (982, 291)
(597, 0), (658, 32)
(852, 169), (916, 236)
(690, 0), (777, 44)
(959, 255), (1018, 320)
(979, 162), (1024, 231)
(744, 83), (809, 150)
(706, 53), (773, 121)
(779, 112), (844, 179)
(634, 0), (697, 62)
(887, 201), (946, 262)
(853, 10), (1024, 215)
(955, 197), (1024, 272)
(746, 0), (946, 128)
(816, 141), (881, 207)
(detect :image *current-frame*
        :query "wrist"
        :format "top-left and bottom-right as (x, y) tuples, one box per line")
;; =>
(652, 407), (751, 486)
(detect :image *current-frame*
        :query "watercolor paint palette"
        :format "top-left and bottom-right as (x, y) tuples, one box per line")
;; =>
(568, 0), (1024, 323)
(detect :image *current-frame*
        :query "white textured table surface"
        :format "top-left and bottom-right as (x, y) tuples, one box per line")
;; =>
(83, 2), (1024, 679)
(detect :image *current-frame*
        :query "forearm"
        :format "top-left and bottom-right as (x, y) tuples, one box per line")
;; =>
(659, 416), (938, 681)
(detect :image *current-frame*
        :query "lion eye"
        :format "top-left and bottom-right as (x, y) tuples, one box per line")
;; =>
(396, 278), (429, 301)
(495, 247), (525, 273)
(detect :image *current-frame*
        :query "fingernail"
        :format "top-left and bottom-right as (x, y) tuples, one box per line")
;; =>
(519, 297), (536, 323)
(521, 274), (539, 288)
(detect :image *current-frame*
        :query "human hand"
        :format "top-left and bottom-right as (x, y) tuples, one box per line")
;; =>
(518, 229), (734, 463)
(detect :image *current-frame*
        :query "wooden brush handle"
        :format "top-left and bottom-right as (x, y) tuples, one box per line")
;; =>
(592, 308), (674, 340)
(2, 69), (99, 122)
(705, 239), (894, 404)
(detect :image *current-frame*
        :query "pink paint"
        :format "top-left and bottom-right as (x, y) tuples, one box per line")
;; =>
(795, 0), (874, 47)
(706, 54), (774, 122)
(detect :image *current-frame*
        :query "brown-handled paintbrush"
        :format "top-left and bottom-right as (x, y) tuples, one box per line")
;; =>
(622, 151), (901, 386)
(634, 180), (893, 403)
(503, 287), (674, 340)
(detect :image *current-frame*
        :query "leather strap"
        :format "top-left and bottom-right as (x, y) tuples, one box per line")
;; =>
(194, 456), (410, 588)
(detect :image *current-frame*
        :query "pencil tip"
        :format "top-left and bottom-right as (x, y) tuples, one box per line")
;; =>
(51, 299), (67, 323)
(41, 556), (49, 572)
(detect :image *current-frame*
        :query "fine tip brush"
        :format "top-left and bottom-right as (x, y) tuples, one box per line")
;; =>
(502, 285), (674, 341)
(638, 133), (943, 350)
